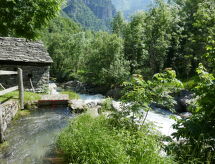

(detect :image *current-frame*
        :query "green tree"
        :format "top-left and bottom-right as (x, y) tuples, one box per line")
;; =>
(124, 0), (176, 76)
(41, 16), (84, 82)
(144, 0), (174, 74)
(168, 64), (215, 163)
(112, 12), (126, 37)
(121, 69), (183, 123)
(172, 0), (215, 77)
(85, 32), (130, 89)
(124, 12), (148, 74)
(0, 0), (63, 39)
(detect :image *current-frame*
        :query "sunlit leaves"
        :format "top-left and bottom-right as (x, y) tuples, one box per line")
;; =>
(122, 69), (183, 122)
(0, 0), (63, 39)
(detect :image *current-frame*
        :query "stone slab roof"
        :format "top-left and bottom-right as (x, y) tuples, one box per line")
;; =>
(0, 37), (53, 64)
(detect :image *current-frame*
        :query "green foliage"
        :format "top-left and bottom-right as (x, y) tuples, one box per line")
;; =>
(171, 0), (215, 77)
(204, 38), (215, 73)
(85, 32), (130, 88)
(121, 69), (183, 122)
(124, 12), (148, 74)
(57, 114), (174, 164)
(119, 0), (215, 78)
(99, 97), (114, 113)
(0, 141), (9, 152)
(0, 0), (63, 39)
(167, 64), (215, 163)
(112, 12), (126, 37)
(182, 76), (198, 90)
(194, 63), (215, 113)
(41, 16), (83, 82)
(42, 17), (129, 89)
(123, 1), (180, 76)
(0, 91), (41, 103)
(144, 0), (174, 74)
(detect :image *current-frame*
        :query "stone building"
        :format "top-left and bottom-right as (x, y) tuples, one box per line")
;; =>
(0, 37), (53, 92)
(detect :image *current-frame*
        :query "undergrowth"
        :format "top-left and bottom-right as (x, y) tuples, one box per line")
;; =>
(57, 114), (175, 164)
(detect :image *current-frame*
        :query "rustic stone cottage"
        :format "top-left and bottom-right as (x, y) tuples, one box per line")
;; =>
(0, 37), (53, 92)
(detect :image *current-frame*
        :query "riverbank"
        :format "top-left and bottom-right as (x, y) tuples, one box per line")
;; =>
(0, 107), (73, 164)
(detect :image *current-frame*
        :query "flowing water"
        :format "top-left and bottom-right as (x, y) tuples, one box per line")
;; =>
(0, 94), (177, 164)
(144, 107), (177, 136)
(0, 107), (73, 164)
(79, 94), (177, 136)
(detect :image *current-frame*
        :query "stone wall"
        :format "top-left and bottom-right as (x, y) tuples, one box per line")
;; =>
(0, 100), (19, 142)
(0, 65), (50, 92)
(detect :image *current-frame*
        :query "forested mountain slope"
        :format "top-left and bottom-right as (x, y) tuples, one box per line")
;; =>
(63, 0), (116, 31)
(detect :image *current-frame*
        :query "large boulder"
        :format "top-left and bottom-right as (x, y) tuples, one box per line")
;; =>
(175, 90), (196, 113)
(62, 80), (87, 93)
(179, 112), (192, 119)
(68, 99), (104, 115)
(106, 88), (122, 99)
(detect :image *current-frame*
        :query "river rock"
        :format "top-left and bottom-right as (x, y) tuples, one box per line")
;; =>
(106, 88), (122, 99)
(179, 112), (192, 119)
(63, 80), (87, 93)
(175, 90), (196, 113)
(68, 99), (104, 114)
(111, 101), (122, 111)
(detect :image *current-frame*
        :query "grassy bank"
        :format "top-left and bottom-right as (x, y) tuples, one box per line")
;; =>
(57, 114), (174, 164)
(0, 91), (42, 103)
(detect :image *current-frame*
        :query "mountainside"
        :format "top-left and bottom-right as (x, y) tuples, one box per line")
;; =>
(112, 0), (154, 18)
(63, 0), (116, 31)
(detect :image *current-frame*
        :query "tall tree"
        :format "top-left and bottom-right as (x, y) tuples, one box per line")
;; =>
(41, 16), (84, 82)
(124, 12), (147, 74)
(173, 0), (215, 76)
(0, 0), (63, 39)
(112, 12), (126, 37)
(124, 0), (175, 76)
(86, 32), (130, 89)
(144, 0), (173, 74)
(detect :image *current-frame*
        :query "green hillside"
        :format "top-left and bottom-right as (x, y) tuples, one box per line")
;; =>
(63, 0), (116, 31)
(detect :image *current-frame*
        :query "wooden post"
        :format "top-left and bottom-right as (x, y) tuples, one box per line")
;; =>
(0, 105), (5, 143)
(18, 68), (24, 110)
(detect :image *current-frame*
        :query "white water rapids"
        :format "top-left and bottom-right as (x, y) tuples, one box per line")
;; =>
(78, 94), (178, 136)
(49, 82), (178, 136)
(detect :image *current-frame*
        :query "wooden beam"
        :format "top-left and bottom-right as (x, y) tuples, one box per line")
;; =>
(0, 86), (18, 96)
(18, 68), (24, 109)
(0, 105), (5, 143)
(0, 70), (17, 75)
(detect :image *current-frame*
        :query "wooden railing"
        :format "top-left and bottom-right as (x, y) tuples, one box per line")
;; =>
(0, 68), (24, 109)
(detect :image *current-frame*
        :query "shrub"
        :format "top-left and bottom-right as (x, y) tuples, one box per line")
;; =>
(57, 114), (174, 164)
(182, 76), (198, 90)
(99, 97), (114, 114)
(166, 64), (215, 163)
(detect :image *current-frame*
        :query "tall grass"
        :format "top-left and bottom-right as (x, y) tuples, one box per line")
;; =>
(57, 114), (174, 164)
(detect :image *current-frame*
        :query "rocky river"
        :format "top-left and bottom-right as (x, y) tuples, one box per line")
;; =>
(0, 94), (178, 164)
